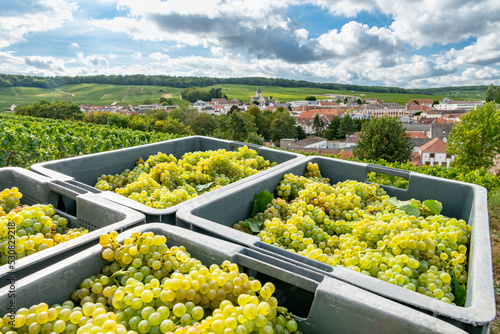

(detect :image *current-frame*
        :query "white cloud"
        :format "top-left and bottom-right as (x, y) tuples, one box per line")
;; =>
(308, 0), (378, 17)
(77, 52), (109, 67)
(461, 67), (500, 80)
(24, 56), (66, 72)
(442, 31), (500, 66)
(0, 0), (77, 49)
(302, 0), (500, 51)
(295, 28), (309, 44)
(148, 52), (169, 61)
(316, 21), (404, 58)
(380, 0), (500, 48)
(132, 52), (142, 60)
(71, 42), (79, 48)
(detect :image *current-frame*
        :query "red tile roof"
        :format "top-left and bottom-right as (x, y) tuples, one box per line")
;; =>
(407, 105), (425, 110)
(297, 109), (344, 123)
(406, 131), (428, 138)
(419, 137), (447, 153)
(293, 105), (317, 112)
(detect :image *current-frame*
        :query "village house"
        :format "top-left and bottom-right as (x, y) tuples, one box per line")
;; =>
(295, 109), (344, 135)
(318, 101), (340, 108)
(361, 103), (409, 118)
(404, 124), (431, 138)
(364, 97), (380, 104)
(289, 100), (321, 109)
(413, 137), (454, 167)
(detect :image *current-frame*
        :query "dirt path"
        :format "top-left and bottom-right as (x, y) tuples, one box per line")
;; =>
(11, 88), (18, 96)
(57, 90), (75, 96)
(163, 93), (172, 98)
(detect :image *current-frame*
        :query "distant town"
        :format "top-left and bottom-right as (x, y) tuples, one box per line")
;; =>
(7, 87), (497, 171)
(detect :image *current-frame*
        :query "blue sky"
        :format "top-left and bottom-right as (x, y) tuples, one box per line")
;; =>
(1, 0), (500, 88)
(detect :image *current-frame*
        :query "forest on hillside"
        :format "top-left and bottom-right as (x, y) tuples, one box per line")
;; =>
(0, 73), (488, 96)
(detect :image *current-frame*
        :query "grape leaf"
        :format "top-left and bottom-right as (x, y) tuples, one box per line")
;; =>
(251, 190), (274, 216)
(424, 199), (442, 215)
(389, 197), (421, 216)
(195, 182), (214, 192)
(388, 197), (399, 207)
(243, 219), (265, 233)
(452, 270), (466, 307)
(399, 204), (420, 217)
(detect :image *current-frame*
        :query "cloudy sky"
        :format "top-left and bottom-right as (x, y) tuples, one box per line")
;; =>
(1, 0), (500, 88)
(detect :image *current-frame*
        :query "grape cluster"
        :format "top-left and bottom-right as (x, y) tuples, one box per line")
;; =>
(1, 231), (302, 334)
(95, 147), (277, 209)
(0, 187), (23, 216)
(0, 187), (88, 266)
(234, 162), (471, 305)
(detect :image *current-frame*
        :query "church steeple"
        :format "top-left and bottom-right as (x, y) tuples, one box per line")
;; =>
(256, 87), (262, 98)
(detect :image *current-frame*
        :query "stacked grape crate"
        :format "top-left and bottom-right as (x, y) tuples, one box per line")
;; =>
(31, 136), (304, 223)
(176, 156), (495, 333)
(0, 167), (144, 286)
(0, 224), (466, 334)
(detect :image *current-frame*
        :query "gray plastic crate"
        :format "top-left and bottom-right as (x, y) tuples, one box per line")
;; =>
(0, 223), (466, 334)
(0, 167), (145, 287)
(30, 135), (304, 223)
(176, 156), (495, 333)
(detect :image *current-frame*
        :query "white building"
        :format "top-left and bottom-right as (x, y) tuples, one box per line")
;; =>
(416, 137), (454, 167)
(434, 98), (484, 111)
(362, 103), (408, 118)
(193, 100), (208, 112)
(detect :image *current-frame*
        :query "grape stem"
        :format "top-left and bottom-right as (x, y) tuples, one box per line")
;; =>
(110, 269), (129, 284)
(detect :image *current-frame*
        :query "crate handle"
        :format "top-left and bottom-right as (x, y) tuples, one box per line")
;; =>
(66, 180), (101, 194)
(48, 180), (87, 199)
(366, 164), (411, 180)
(234, 248), (322, 292)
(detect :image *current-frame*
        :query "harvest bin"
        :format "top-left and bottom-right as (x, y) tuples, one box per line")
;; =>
(175, 156), (495, 333)
(0, 224), (466, 334)
(30, 135), (304, 223)
(0, 167), (145, 287)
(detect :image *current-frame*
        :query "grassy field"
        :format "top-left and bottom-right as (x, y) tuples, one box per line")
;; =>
(0, 84), (186, 110)
(0, 83), (457, 110)
(205, 84), (447, 105)
(422, 87), (487, 101)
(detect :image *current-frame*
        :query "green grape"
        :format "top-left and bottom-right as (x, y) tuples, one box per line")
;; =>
(96, 148), (277, 209)
(1, 229), (303, 334)
(160, 319), (175, 333)
(233, 162), (471, 305)
(137, 319), (151, 333)
(0, 200), (88, 266)
(173, 303), (187, 317)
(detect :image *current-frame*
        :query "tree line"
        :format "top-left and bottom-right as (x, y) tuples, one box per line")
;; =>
(0, 73), (488, 96)
(180, 87), (228, 103)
